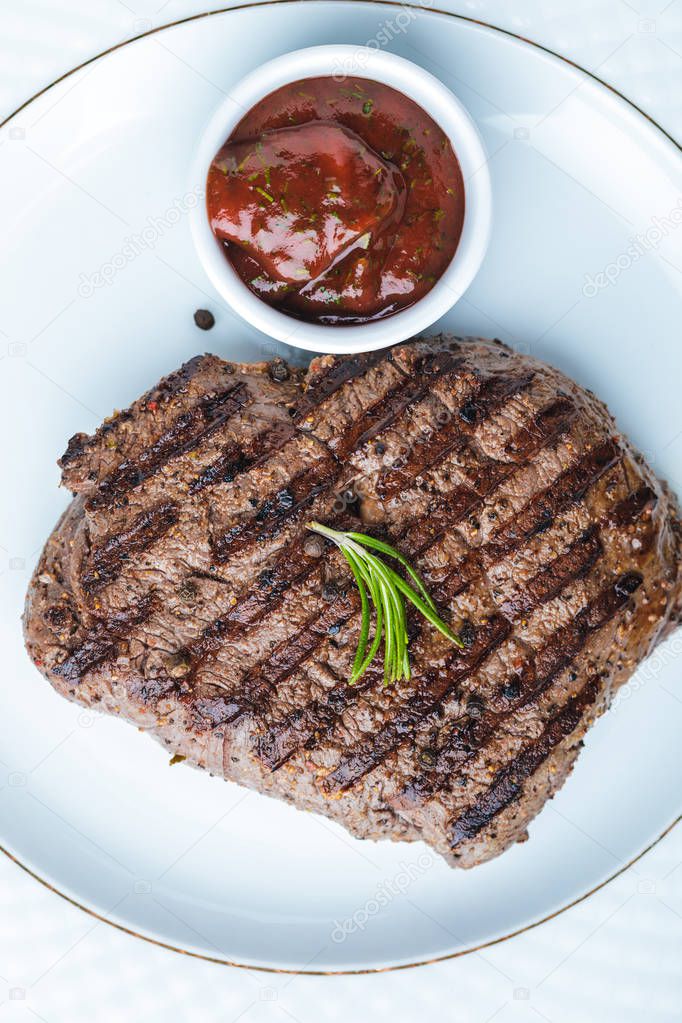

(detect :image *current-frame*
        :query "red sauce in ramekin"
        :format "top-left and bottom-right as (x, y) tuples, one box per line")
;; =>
(206, 76), (465, 324)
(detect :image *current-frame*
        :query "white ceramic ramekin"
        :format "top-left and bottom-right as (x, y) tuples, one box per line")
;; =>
(189, 45), (492, 354)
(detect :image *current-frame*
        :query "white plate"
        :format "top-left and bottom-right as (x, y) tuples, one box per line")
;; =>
(0, 2), (680, 974)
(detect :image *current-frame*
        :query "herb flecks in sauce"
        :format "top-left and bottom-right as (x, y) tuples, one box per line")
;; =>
(208, 120), (403, 287)
(206, 76), (465, 324)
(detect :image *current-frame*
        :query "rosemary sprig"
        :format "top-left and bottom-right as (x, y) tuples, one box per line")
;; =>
(307, 522), (463, 686)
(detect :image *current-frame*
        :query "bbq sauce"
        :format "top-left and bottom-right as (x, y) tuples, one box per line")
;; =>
(206, 76), (465, 324)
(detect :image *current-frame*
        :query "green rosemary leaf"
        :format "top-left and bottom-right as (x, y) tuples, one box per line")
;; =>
(306, 521), (463, 686)
(346, 531), (437, 613)
(350, 556), (384, 684)
(342, 548), (370, 683)
(385, 566), (463, 647)
(379, 574), (397, 685)
(368, 553), (404, 683)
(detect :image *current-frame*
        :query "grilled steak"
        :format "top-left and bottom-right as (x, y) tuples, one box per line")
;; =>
(24, 337), (682, 867)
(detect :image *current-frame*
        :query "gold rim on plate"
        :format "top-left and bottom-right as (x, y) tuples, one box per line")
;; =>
(1, 0), (680, 975)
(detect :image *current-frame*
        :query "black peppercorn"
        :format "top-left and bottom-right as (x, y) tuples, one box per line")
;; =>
(459, 621), (476, 647)
(502, 677), (521, 700)
(193, 308), (215, 330)
(459, 401), (478, 424)
(268, 357), (290, 382)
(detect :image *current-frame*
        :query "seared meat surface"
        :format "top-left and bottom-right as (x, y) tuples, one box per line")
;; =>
(24, 337), (682, 867)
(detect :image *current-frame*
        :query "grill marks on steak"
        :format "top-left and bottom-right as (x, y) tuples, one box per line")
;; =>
(206, 353), (472, 563)
(81, 501), (180, 593)
(75, 373), (300, 604)
(204, 355), (463, 562)
(431, 440), (620, 606)
(261, 480), (606, 782)
(256, 671), (373, 772)
(377, 369), (536, 500)
(188, 420), (295, 495)
(66, 348), (555, 689)
(323, 615), (512, 793)
(294, 350), (386, 415)
(216, 371), (620, 783)
(207, 589), (358, 726)
(483, 440), (619, 550)
(274, 435), (629, 804)
(399, 397), (579, 557)
(211, 453), (338, 562)
(252, 394), (582, 778)
(500, 487), (655, 621)
(51, 594), (156, 683)
(86, 382), (250, 511)
(321, 350), (466, 461)
(172, 535), (326, 686)
(399, 569), (644, 809)
(498, 525), (604, 618)
(376, 492), (654, 812)
(255, 618), (427, 772)
(26, 338), (682, 870)
(59, 354), (211, 478)
(62, 351), (460, 679)
(321, 557), (617, 806)
(449, 672), (603, 847)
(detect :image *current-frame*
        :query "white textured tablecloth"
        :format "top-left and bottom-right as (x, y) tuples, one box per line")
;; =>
(0, 2), (680, 1020)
